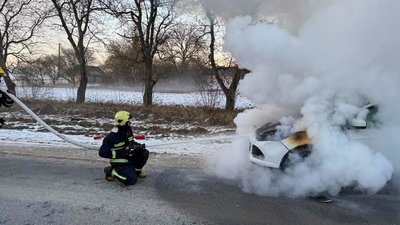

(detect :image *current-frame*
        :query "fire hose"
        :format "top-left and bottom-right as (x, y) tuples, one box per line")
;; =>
(0, 84), (101, 150)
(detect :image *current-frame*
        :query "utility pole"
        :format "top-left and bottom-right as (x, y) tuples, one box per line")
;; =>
(57, 43), (61, 81)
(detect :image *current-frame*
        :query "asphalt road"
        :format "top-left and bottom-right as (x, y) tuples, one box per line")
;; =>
(0, 146), (399, 225)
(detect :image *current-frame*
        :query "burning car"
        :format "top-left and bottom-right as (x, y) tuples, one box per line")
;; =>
(249, 104), (378, 170)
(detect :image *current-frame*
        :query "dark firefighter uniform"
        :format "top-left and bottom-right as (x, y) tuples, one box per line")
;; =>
(99, 111), (149, 185)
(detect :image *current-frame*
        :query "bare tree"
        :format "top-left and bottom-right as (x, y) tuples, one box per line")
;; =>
(17, 56), (58, 85)
(206, 11), (249, 111)
(41, 56), (61, 85)
(101, 0), (178, 106)
(59, 48), (79, 85)
(194, 73), (221, 109)
(51, 0), (101, 103)
(159, 24), (206, 77)
(103, 38), (143, 85)
(59, 47), (95, 86)
(0, 0), (49, 93)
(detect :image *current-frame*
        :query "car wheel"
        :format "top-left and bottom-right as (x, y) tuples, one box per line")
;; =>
(279, 144), (311, 170)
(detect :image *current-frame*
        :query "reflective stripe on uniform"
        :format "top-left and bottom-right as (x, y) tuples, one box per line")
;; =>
(111, 141), (125, 159)
(110, 158), (129, 163)
(114, 141), (125, 148)
(111, 169), (127, 180)
(110, 141), (128, 163)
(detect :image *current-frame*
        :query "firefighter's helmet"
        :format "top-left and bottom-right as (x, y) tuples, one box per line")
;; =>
(114, 111), (131, 126)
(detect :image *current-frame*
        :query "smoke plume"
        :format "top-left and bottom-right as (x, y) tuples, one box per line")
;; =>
(201, 0), (338, 33)
(207, 0), (400, 197)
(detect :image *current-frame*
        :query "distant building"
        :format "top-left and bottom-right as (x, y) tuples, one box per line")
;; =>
(87, 66), (106, 83)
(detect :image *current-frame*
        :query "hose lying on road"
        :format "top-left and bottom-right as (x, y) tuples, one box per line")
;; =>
(0, 85), (99, 150)
(0, 85), (239, 150)
(145, 134), (244, 147)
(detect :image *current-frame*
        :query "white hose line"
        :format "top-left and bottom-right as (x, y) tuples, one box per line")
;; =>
(146, 134), (246, 147)
(1, 85), (242, 150)
(0, 86), (98, 150)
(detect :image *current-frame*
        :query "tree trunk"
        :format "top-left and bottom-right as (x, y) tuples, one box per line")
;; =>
(223, 67), (247, 111)
(143, 58), (155, 106)
(225, 91), (236, 111)
(76, 63), (88, 104)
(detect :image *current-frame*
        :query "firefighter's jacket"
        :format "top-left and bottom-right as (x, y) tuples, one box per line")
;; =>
(99, 128), (134, 165)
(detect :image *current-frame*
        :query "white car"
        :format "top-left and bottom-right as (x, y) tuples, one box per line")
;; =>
(249, 104), (377, 170)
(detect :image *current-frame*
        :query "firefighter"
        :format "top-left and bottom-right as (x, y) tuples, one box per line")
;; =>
(99, 111), (149, 185)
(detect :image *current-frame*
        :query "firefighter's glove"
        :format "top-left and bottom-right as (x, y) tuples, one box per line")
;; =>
(128, 143), (146, 157)
(0, 90), (14, 107)
(129, 140), (145, 151)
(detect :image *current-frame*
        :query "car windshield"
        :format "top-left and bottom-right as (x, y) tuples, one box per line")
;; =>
(255, 122), (280, 141)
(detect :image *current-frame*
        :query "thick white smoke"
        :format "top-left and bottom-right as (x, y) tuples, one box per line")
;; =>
(201, 0), (338, 33)
(207, 0), (400, 197)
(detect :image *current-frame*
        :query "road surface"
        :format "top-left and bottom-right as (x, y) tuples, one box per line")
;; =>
(0, 145), (399, 225)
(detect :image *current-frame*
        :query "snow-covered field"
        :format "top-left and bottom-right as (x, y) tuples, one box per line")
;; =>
(17, 86), (254, 109)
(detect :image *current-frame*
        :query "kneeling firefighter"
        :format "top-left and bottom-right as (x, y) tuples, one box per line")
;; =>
(99, 111), (149, 185)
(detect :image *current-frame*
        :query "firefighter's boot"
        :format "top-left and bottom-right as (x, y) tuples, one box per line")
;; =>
(136, 170), (147, 178)
(104, 166), (114, 181)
